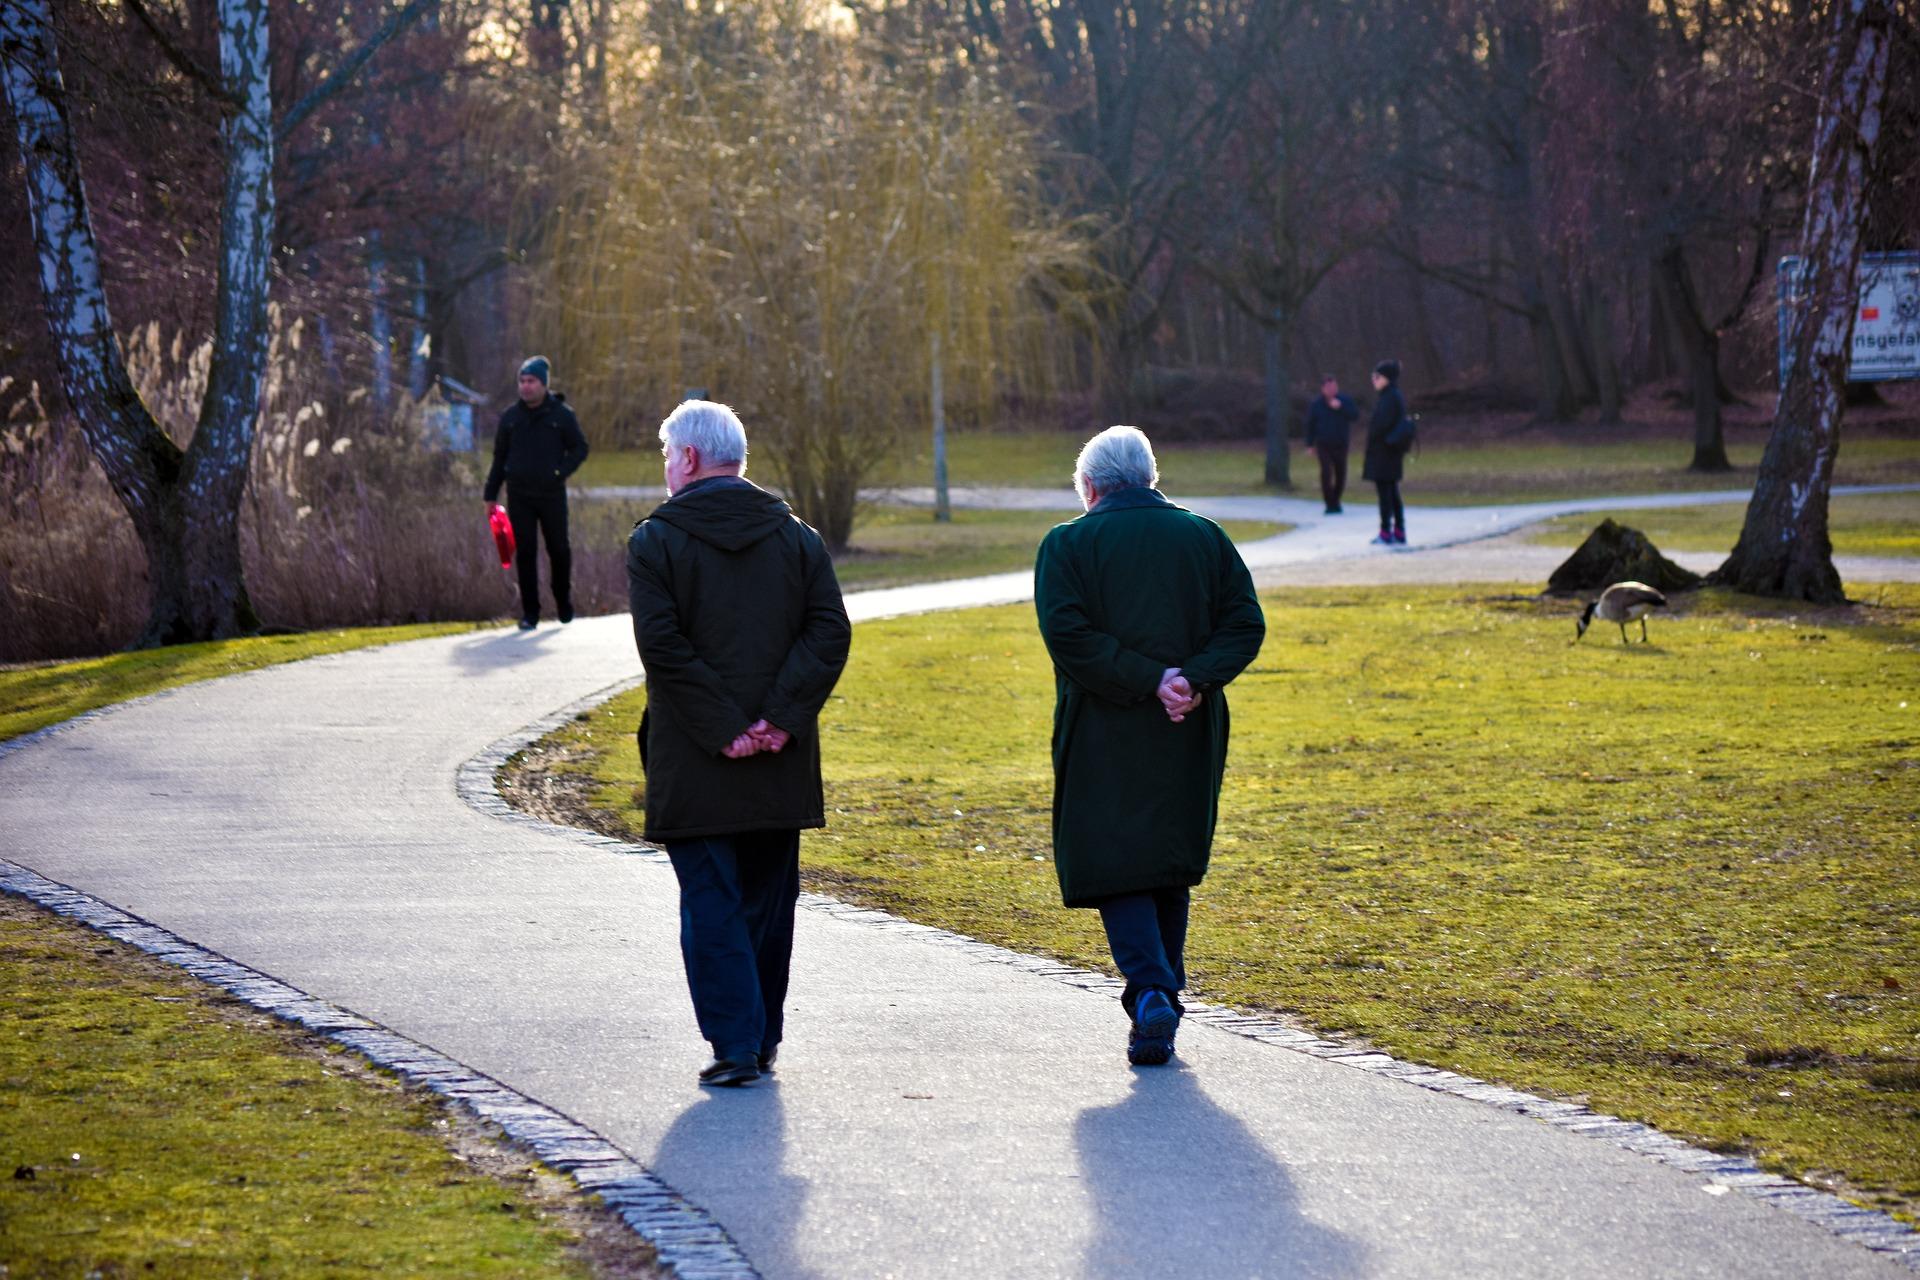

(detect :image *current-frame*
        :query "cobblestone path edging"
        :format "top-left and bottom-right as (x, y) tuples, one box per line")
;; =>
(463, 677), (1920, 1273)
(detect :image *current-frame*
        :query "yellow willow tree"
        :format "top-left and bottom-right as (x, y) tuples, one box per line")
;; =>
(536, 2), (1092, 550)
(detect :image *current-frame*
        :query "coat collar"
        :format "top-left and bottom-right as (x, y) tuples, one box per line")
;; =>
(1086, 485), (1176, 516)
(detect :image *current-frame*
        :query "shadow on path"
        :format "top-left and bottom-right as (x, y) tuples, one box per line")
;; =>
(1075, 1067), (1365, 1279)
(445, 626), (562, 676)
(651, 1085), (820, 1280)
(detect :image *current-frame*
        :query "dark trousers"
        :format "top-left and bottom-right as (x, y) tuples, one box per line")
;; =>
(1375, 480), (1404, 531)
(506, 488), (572, 621)
(664, 830), (801, 1060)
(1317, 446), (1348, 511)
(1096, 887), (1190, 1019)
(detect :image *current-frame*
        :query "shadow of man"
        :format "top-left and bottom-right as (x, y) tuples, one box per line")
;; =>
(650, 1085), (821, 1280)
(1074, 1067), (1365, 1279)
(445, 624), (560, 676)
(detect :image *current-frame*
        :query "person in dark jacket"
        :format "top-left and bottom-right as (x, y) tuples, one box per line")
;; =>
(1303, 373), (1360, 514)
(484, 355), (590, 628)
(1034, 426), (1266, 1067)
(627, 400), (851, 1088)
(1361, 358), (1411, 545)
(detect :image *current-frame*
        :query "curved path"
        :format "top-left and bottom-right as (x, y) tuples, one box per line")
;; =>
(3, 496), (1917, 1278)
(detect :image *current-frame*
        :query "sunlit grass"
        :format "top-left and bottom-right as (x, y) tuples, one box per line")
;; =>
(0, 897), (606, 1277)
(579, 433), (1920, 505)
(1527, 491), (1920, 559)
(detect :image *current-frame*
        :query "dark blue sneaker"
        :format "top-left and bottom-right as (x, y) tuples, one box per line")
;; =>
(1128, 1029), (1175, 1066)
(1133, 989), (1179, 1039)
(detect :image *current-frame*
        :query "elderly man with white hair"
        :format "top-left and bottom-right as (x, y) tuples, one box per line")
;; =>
(627, 399), (851, 1087)
(1034, 425), (1266, 1065)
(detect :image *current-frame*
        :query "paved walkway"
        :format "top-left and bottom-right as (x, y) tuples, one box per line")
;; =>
(3, 493), (1917, 1278)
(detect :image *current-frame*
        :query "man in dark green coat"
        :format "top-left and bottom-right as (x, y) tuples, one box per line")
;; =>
(628, 400), (851, 1088)
(1034, 426), (1266, 1066)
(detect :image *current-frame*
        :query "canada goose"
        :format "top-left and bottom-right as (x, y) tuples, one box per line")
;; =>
(1576, 581), (1668, 644)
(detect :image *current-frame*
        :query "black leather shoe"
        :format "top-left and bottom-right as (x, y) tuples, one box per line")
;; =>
(698, 1056), (760, 1087)
(557, 602), (575, 624)
(757, 1047), (778, 1074)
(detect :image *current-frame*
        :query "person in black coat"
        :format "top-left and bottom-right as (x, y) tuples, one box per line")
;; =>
(1361, 359), (1412, 545)
(627, 400), (852, 1087)
(484, 356), (590, 628)
(1303, 373), (1360, 514)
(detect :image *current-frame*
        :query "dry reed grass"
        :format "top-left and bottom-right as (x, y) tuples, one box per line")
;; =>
(0, 324), (629, 663)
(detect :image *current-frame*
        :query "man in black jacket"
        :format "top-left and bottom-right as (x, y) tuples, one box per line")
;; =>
(628, 400), (851, 1087)
(1303, 374), (1359, 514)
(484, 356), (589, 628)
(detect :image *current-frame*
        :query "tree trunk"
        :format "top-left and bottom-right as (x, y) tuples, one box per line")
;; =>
(2, 0), (269, 646)
(1582, 276), (1623, 423)
(1713, 0), (1892, 604)
(1653, 246), (1732, 471)
(1261, 307), (1290, 487)
(930, 329), (950, 522)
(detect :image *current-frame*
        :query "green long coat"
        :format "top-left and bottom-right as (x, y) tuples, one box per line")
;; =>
(1034, 487), (1266, 907)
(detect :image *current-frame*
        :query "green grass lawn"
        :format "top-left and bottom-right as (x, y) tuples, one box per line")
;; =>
(0, 623), (489, 744)
(1527, 491), (1920, 559)
(576, 432), (1920, 506)
(0, 895), (627, 1277)
(563, 499), (1286, 593)
(829, 506), (1286, 591)
(523, 584), (1920, 1219)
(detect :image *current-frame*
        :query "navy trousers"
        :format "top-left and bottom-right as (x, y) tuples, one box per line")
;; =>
(1317, 445), (1348, 511)
(1096, 887), (1190, 1019)
(506, 487), (572, 622)
(664, 830), (800, 1060)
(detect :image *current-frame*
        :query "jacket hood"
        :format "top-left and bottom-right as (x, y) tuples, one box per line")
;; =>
(650, 477), (793, 551)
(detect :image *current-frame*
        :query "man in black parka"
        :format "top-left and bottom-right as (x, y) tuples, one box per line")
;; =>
(627, 400), (851, 1087)
(1035, 426), (1266, 1067)
(484, 356), (589, 628)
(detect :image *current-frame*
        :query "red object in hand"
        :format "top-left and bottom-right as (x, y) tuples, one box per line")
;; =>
(488, 504), (515, 569)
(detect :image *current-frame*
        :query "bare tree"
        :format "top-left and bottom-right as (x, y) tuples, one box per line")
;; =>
(1712, 0), (1894, 603)
(1, 0), (428, 646)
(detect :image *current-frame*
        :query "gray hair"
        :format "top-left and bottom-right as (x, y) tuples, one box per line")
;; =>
(659, 399), (748, 470)
(1073, 425), (1158, 503)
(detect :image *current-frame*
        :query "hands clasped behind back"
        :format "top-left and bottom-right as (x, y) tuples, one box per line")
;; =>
(1157, 667), (1202, 724)
(722, 718), (794, 759)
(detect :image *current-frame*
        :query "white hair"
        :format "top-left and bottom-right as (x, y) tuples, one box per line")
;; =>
(1073, 425), (1158, 504)
(659, 399), (748, 470)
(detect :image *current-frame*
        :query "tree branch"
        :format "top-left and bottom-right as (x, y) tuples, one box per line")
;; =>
(123, 0), (238, 108)
(1713, 187), (1776, 333)
(275, 0), (434, 142)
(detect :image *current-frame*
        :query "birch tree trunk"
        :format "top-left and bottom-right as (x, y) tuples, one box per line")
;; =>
(1, 0), (271, 645)
(1712, 0), (1892, 603)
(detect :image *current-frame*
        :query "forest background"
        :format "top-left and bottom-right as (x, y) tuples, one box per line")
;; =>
(3, 0), (1917, 660)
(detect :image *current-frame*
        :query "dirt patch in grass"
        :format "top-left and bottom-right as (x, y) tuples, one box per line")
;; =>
(0, 894), (662, 1279)
(507, 583), (1920, 1224)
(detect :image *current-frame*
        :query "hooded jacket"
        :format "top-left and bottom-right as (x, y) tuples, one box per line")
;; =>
(626, 476), (852, 841)
(483, 392), (589, 502)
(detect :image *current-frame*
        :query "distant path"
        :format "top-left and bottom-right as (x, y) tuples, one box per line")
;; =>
(582, 481), (1920, 589)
